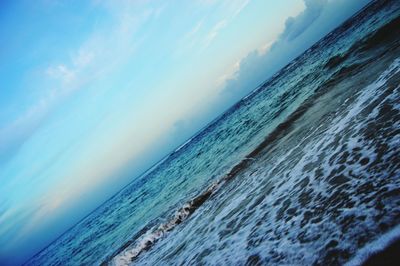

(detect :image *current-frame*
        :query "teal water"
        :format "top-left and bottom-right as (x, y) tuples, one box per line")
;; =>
(27, 1), (400, 265)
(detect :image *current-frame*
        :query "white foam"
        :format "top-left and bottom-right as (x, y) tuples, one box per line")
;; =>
(345, 224), (400, 266)
(110, 58), (400, 266)
(174, 137), (194, 153)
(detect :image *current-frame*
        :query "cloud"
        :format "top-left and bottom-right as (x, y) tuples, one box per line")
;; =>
(46, 64), (75, 83)
(0, 2), (161, 166)
(0, 5), (165, 260)
(0, 99), (51, 164)
(203, 19), (227, 49)
(184, 0), (249, 52)
(219, 0), (372, 104)
(280, 0), (326, 42)
(0, 44), (98, 162)
(231, 0), (250, 18)
(46, 46), (95, 85)
(188, 19), (204, 38)
(204, 0), (250, 48)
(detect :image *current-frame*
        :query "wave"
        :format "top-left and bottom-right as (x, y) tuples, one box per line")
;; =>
(103, 55), (400, 266)
(345, 224), (400, 266)
(102, 7), (400, 265)
(103, 77), (322, 265)
(105, 74), (325, 265)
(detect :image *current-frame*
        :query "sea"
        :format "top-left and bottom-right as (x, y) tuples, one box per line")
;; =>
(26, 0), (400, 265)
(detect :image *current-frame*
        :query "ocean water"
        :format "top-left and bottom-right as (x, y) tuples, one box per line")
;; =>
(26, 1), (400, 265)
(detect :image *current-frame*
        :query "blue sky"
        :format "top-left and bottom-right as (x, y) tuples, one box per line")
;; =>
(0, 0), (370, 264)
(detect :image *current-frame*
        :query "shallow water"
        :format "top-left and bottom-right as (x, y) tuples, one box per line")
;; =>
(26, 1), (400, 265)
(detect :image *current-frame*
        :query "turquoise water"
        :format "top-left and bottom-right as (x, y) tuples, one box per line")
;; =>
(27, 1), (400, 265)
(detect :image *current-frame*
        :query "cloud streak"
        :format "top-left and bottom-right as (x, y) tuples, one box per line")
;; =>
(0, 1), (160, 165)
(187, 0), (250, 52)
(203, 19), (227, 49)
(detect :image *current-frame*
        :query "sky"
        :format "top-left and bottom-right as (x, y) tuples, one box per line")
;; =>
(0, 0), (371, 264)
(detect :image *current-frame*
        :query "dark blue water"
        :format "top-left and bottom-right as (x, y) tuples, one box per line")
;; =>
(26, 1), (400, 265)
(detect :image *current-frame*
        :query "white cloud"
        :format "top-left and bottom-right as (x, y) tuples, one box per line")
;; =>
(257, 40), (275, 55)
(187, 19), (204, 39)
(0, 2), (161, 165)
(46, 64), (76, 84)
(231, 0), (250, 18)
(178, 0), (250, 53)
(202, 0), (250, 49)
(203, 19), (227, 49)
(72, 48), (95, 68)
(219, 0), (372, 104)
(280, 0), (326, 42)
